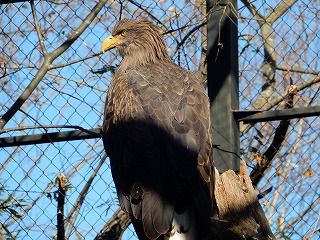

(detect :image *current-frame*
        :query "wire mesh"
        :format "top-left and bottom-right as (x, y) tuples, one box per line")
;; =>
(0, 0), (319, 239)
(238, 0), (320, 239)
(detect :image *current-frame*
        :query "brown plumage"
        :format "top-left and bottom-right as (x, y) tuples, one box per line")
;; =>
(101, 18), (214, 239)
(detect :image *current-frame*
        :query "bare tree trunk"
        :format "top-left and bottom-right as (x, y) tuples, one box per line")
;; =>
(95, 208), (131, 240)
(240, 0), (299, 135)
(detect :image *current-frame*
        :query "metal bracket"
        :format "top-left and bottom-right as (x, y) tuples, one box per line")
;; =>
(234, 106), (320, 124)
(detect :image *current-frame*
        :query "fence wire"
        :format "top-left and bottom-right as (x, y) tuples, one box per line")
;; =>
(0, 0), (319, 239)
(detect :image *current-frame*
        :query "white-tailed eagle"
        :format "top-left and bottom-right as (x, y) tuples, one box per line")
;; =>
(101, 18), (214, 240)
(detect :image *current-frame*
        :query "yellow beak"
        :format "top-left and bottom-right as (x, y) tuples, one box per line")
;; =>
(101, 35), (121, 53)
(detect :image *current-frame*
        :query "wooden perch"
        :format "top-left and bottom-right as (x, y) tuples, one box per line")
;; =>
(95, 161), (275, 239)
(208, 160), (275, 239)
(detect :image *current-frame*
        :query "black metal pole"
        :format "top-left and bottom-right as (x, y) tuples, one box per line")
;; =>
(235, 105), (320, 123)
(207, 0), (240, 172)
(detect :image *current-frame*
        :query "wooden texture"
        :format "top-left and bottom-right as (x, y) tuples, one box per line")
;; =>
(208, 160), (275, 239)
(95, 161), (275, 239)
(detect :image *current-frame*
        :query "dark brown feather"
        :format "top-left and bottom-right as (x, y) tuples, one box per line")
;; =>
(102, 18), (213, 239)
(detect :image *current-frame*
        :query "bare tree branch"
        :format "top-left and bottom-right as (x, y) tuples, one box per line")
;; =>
(250, 119), (290, 187)
(240, 0), (263, 21)
(266, 0), (298, 23)
(30, 0), (47, 56)
(127, 0), (165, 29)
(49, 52), (102, 70)
(239, 0), (300, 137)
(260, 73), (320, 112)
(0, 147), (19, 175)
(0, 61), (49, 129)
(3, 148), (100, 228)
(0, 0), (108, 130)
(268, 119), (304, 225)
(239, 0), (277, 117)
(276, 66), (319, 76)
(65, 154), (107, 239)
(287, 199), (320, 228)
(171, 21), (207, 57)
(46, 71), (107, 92)
(241, 73), (320, 136)
(250, 89), (295, 187)
(94, 207), (131, 240)
(48, 0), (107, 61)
(199, 0), (207, 86)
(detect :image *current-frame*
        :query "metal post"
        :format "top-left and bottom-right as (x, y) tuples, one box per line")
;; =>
(207, 0), (240, 172)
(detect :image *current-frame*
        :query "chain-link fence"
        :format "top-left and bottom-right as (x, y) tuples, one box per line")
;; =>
(238, 1), (319, 239)
(0, 0), (319, 239)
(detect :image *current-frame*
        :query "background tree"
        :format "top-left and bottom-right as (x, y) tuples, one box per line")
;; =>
(0, 0), (319, 239)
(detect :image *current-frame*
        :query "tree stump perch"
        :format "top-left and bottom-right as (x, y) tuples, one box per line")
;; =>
(96, 160), (275, 239)
(208, 160), (276, 239)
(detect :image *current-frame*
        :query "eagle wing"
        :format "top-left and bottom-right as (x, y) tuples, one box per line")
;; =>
(103, 61), (213, 239)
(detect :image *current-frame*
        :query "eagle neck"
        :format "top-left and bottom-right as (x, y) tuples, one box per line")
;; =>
(119, 54), (171, 72)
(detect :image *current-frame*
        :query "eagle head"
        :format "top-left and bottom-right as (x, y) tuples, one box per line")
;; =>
(102, 18), (169, 66)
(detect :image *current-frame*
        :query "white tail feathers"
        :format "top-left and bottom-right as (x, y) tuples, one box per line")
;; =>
(164, 205), (197, 240)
